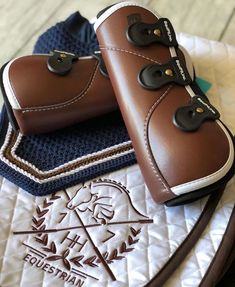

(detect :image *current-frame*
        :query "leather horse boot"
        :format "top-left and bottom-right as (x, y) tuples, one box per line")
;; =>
(0, 51), (116, 135)
(1, 46), (194, 135)
(95, 2), (235, 205)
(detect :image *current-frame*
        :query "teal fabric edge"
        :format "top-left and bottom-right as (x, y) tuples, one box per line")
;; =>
(196, 77), (212, 93)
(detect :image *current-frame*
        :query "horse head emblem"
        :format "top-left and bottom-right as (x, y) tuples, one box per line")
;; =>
(66, 179), (148, 225)
(66, 182), (114, 225)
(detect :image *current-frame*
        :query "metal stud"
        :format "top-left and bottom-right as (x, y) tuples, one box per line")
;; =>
(154, 29), (161, 37)
(165, 69), (174, 76)
(196, 107), (204, 113)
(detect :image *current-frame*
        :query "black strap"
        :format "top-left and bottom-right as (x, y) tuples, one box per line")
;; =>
(173, 96), (220, 132)
(47, 50), (109, 78)
(138, 57), (192, 90)
(92, 51), (109, 78)
(47, 50), (78, 75)
(127, 18), (178, 47)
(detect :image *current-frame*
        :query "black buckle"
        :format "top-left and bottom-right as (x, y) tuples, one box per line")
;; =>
(173, 96), (220, 132)
(92, 51), (109, 78)
(47, 50), (78, 75)
(138, 57), (192, 90)
(126, 18), (178, 47)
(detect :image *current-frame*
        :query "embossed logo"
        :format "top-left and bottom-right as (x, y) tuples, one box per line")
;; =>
(164, 20), (173, 42)
(176, 59), (187, 81)
(197, 97), (217, 115)
(14, 179), (153, 285)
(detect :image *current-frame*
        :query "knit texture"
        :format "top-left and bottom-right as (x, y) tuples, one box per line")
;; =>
(34, 12), (99, 56)
(16, 112), (131, 171)
(0, 105), (136, 196)
(0, 12), (135, 196)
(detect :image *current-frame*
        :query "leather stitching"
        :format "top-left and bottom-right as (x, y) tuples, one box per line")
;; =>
(101, 45), (171, 194)
(144, 85), (173, 193)
(21, 63), (99, 113)
(100, 46), (162, 65)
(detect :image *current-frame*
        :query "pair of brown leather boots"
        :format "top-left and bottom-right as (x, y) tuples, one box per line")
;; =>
(1, 2), (234, 206)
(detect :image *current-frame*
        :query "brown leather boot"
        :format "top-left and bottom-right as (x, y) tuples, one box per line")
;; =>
(0, 51), (117, 135)
(1, 45), (193, 136)
(95, 2), (235, 205)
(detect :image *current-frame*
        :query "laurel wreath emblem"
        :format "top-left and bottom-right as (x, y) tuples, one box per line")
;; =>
(32, 192), (141, 271)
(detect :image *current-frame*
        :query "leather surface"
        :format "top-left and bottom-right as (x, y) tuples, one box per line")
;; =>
(8, 55), (117, 134)
(96, 4), (233, 203)
(0, 31), (235, 287)
(4, 45), (193, 136)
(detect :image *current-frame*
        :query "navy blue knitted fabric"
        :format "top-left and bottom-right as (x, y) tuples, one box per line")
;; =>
(0, 12), (136, 196)
(34, 12), (99, 56)
(16, 112), (131, 171)
(0, 106), (135, 196)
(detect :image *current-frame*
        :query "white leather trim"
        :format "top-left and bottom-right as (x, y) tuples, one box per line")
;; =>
(172, 121), (234, 195)
(1, 31), (235, 287)
(89, 17), (97, 24)
(94, 2), (235, 196)
(79, 55), (94, 60)
(178, 45), (194, 81)
(2, 60), (21, 109)
(2, 54), (94, 111)
(165, 42), (234, 195)
(94, 2), (194, 80)
(172, 30), (234, 195)
(94, 1), (161, 32)
(170, 41), (195, 98)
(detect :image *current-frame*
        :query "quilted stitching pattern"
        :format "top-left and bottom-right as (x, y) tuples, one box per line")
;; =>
(177, 32), (235, 133)
(164, 178), (235, 287)
(164, 33), (235, 287)
(0, 33), (235, 287)
(0, 164), (207, 287)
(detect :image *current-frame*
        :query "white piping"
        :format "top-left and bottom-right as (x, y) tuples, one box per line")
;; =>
(94, 1), (235, 196)
(2, 54), (95, 110)
(167, 10), (234, 195)
(172, 121), (234, 195)
(3, 60), (21, 109)
(0, 126), (134, 184)
(94, 1), (195, 80)
(94, 1), (161, 31)
(89, 17), (97, 24)
(178, 45), (195, 81)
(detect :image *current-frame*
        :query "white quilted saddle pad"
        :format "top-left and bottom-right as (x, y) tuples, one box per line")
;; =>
(0, 33), (235, 287)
